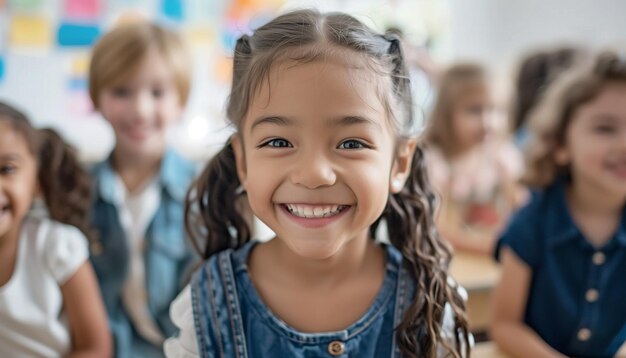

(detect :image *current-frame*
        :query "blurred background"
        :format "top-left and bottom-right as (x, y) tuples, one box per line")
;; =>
(0, 0), (624, 162)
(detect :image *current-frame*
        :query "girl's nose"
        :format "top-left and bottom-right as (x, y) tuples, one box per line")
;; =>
(289, 152), (337, 189)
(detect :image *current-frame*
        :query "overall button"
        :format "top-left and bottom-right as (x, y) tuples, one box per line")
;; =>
(586, 289), (599, 303)
(577, 328), (592, 341)
(328, 341), (345, 356)
(592, 252), (606, 265)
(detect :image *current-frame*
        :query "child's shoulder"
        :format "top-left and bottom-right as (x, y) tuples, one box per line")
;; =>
(23, 216), (89, 284)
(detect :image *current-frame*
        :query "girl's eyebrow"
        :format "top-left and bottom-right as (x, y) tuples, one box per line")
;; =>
(250, 116), (292, 132)
(250, 115), (381, 132)
(0, 153), (21, 161)
(329, 115), (381, 129)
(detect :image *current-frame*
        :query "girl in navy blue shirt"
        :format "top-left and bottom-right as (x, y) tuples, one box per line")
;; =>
(491, 52), (626, 357)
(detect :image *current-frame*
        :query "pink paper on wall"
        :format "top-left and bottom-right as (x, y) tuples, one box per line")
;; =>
(64, 0), (101, 20)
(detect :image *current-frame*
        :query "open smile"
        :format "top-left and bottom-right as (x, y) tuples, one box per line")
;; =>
(278, 203), (352, 228)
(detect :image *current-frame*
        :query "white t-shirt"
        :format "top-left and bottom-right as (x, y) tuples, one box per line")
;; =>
(114, 174), (164, 346)
(0, 215), (89, 357)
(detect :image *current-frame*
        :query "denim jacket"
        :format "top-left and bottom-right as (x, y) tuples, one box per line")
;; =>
(187, 240), (465, 357)
(90, 149), (197, 358)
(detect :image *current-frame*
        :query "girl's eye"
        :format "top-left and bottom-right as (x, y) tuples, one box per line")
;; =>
(594, 125), (616, 134)
(0, 164), (16, 175)
(338, 139), (367, 150)
(152, 88), (164, 98)
(261, 138), (292, 148)
(112, 87), (130, 97)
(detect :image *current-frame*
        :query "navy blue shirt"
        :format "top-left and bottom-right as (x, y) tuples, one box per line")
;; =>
(500, 179), (626, 357)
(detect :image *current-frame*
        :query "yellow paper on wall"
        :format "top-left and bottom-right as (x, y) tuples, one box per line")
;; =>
(9, 15), (52, 48)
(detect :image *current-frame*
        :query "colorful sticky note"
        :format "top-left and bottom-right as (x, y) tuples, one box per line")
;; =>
(9, 0), (43, 11)
(57, 22), (100, 47)
(64, 0), (101, 20)
(9, 15), (52, 48)
(161, 0), (183, 22)
(0, 57), (5, 83)
(70, 54), (90, 76)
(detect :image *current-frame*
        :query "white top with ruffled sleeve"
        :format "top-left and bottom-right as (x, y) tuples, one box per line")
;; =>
(0, 214), (89, 357)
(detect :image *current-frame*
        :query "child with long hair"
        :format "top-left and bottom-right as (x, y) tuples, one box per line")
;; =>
(490, 51), (626, 357)
(165, 9), (470, 358)
(88, 22), (197, 357)
(0, 102), (111, 356)
(425, 63), (526, 255)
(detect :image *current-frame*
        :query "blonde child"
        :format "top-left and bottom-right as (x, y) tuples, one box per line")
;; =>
(425, 63), (525, 255)
(88, 22), (197, 357)
(491, 51), (626, 357)
(0, 102), (111, 356)
(165, 9), (471, 358)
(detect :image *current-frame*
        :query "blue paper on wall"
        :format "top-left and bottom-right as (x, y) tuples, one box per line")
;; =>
(58, 22), (100, 47)
(161, 0), (183, 22)
(0, 57), (4, 83)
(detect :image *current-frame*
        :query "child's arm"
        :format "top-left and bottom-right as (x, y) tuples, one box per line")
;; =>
(616, 342), (626, 357)
(489, 247), (566, 358)
(61, 262), (112, 358)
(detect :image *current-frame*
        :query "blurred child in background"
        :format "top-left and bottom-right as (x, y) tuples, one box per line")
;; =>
(88, 22), (197, 357)
(491, 51), (626, 357)
(511, 46), (584, 150)
(425, 63), (526, 255)
(0, 102), (111, 357)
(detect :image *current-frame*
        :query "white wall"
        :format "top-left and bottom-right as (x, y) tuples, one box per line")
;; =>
(449, 0), (626, 71)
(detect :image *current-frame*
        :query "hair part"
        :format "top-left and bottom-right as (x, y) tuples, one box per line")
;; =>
(89, 21), (192, 108)
(524, 50), (626, 187)
(0, 102), (94, 242)
(186, 9), (469, 357)
(425, 62), (488, 158)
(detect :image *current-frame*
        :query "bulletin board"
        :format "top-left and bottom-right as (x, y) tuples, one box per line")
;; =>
(0, 0), (449, 162)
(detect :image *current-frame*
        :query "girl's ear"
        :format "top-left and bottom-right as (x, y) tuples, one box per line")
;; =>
(390, 139), (417, 193)
(230, 134), (247, 189)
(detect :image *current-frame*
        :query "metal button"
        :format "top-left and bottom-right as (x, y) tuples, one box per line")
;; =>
(577, 328), (591, 341)
(592, 252), (606, 265)
(586, 289), (599, 303)
(328, 341), (345, 356)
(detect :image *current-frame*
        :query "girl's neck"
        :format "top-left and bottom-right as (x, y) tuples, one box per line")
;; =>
(111, 149), (162, 194)
(0, 226), (21, 287)
(567, 178), (624, 247)
(258, 233), (384, 288)
(568, 178), (624, 216)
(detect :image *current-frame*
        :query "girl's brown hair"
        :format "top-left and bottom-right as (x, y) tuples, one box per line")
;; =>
(0, 102), (93, 240)
(89, 21), (192, 107)
(524, 51), (626, 187)
(185, 9), (469, 357)
(511, 47), (583, 132)
(425, 63), (488, 158)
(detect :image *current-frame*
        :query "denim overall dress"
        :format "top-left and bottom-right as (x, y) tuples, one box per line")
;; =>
(189, 241), (420, 357)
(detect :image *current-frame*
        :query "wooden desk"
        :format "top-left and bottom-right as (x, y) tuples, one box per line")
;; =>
(473, 342), (509, 358)
(449, 251), (501, 332)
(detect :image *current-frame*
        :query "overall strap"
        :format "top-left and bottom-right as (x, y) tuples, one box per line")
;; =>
(390, 261), (414, 358)
(191, 250), (248, 358)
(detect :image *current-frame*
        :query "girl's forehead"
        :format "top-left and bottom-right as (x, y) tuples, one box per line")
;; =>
(244, 59), (391, 130)
(0, 120), (34, 155)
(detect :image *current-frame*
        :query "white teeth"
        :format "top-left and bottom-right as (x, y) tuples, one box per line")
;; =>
(285, 204), (344, 218)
